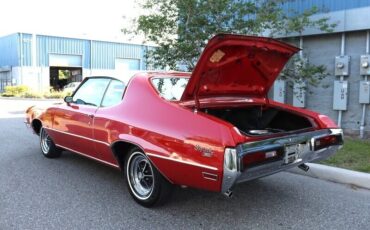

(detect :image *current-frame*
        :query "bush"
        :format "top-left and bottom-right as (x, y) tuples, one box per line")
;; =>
(3, 85), (29, 97)
(23, 91), (43, 98)
(43, 90), (71, 99)
(1, 85), (71, 99)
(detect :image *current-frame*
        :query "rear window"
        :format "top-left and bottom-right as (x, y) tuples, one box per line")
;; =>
(151, 77), (189, 101)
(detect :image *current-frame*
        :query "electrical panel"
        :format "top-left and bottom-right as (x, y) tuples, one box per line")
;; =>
(293, 82), (306, 108)
(360, 55), (370, 75)
(359, 81), (370, 104)
(335, 56), (350, 76)
(333, 81), (348, 110)
(273, 80), (286, 103)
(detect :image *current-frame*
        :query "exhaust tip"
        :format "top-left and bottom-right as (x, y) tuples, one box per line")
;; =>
(298, 163), (310, 172)
(223, 190), (233, 198)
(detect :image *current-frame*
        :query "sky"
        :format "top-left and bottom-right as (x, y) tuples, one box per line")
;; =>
(0, 0), (144, 42)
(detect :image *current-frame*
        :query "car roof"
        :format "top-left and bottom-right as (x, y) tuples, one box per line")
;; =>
(86, 71), (191, 83)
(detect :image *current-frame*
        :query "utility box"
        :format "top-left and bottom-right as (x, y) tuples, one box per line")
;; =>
(293, 82), (306, 108)
(335, 56), (350, 76)
(359, 81), (370, 104)
(360, 55), (370, 75)
(333, 81), (348, 110)
(273, 79), (286, 103)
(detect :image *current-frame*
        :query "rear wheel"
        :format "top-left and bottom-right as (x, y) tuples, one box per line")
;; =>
(125, 148), (172, 207)
(40, 127), (62, 158)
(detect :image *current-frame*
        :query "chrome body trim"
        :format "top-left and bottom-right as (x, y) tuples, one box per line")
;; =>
(202, 172), (219, 181)
(146, 152), (218, 171)
(221, 148), (240, 193)
(44, 127), (110, 147)
(221, 128), (343, 193)
(56, 144), (120, 169)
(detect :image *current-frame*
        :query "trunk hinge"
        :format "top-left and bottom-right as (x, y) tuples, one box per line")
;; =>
(265, 93), (270, 105)
(193, 72), (204, 112)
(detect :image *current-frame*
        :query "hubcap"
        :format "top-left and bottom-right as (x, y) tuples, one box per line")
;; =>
(40, 129), (51, 154)
(127, 152), (154, 200)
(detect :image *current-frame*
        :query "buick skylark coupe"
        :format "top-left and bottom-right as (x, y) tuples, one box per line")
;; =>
(26, 34), (343, 207)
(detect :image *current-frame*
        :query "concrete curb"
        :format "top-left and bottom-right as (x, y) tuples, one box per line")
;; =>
(288, 163), (370, 190)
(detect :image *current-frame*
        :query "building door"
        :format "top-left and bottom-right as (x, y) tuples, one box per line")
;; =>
(49, 54), (83, 90)
(0, 69), (11, 93)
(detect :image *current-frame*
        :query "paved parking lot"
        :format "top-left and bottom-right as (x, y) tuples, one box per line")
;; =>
(1, 98), (370, 230)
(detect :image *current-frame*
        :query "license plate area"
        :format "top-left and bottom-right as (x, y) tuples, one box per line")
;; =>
(283, 144), (299, 164)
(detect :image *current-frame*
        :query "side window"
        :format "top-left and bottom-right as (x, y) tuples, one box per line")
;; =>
(152, 77), (189, 101)
(72, 78), (110, 106)
(101, 80), (126, 107)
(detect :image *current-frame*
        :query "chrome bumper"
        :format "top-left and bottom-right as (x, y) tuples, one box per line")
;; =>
(221, 129), (343, 193)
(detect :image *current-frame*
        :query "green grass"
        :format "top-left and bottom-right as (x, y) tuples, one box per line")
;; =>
(321, 137), (370, 173)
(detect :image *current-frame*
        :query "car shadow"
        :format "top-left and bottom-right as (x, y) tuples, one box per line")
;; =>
(59, 150), (301, 210)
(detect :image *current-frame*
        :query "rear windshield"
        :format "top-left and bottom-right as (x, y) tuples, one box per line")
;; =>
(151, 77), (189, 101)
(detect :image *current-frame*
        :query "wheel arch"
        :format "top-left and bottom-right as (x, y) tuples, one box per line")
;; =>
(110, 139), (173, 184)
(31, 119), (43, 135)
(111, 140), (144, 169)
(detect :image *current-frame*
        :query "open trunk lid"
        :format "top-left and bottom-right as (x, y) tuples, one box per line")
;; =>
(180, 34), (299, 105)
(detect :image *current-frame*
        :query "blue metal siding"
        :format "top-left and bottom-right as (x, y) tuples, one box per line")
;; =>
(0, 33), (19, 67)
(92, 41), (146, 69)
(37, 35), (90, 67)
(1, 33), (149, 69)
(281, 0), (370, 14)
(20, 33), (32, 66)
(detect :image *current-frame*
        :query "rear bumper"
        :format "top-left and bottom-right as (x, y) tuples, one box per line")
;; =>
(221, 128), (343, 193)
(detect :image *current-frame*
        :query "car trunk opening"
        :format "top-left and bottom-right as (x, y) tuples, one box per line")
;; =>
(201, 106), (314, 136)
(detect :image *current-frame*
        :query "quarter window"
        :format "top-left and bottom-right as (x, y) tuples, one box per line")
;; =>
(151, 77), (189, 101)
(72, 78), (110, 106)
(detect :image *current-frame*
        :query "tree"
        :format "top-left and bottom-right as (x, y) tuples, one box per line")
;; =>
(124, 0), (336, 89)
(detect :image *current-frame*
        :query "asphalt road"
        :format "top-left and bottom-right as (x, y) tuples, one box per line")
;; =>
(1, 98), (370, 230)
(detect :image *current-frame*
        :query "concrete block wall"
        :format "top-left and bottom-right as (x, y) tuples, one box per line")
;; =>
(280, 31), (370, 137)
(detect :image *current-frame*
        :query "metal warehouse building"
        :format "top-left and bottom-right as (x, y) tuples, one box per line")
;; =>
(0, 33), (149, 92)
(273, 0), (370, 137)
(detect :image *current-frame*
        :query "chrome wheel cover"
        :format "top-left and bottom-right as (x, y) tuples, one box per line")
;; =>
(127, 152), (154, 200)
(40, 128), (51, 154)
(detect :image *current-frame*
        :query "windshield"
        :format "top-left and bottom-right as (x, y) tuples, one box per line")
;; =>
(151, 77), (189, 101)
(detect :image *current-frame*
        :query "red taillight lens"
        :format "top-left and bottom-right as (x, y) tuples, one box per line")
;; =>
(243, 150), (283, 168)
(314, 134), (343, 151)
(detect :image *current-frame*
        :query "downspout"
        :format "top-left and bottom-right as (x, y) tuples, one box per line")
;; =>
(360, 30), (369, 138)
(31, 33), (39, 91)
(90, 39), (93, 76)
(19, 33), (23, 85)
(337, 33), (345, 127)
(299, 36), (303, 59)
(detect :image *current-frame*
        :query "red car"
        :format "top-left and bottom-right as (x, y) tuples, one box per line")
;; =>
(26, 34), (343, 207)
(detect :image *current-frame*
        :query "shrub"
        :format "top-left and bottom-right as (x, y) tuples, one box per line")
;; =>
(43, 90), (71, 99)
(22, 91), (43, 98)
(1, 85), (71, 99)
(3, 85), (29, 97)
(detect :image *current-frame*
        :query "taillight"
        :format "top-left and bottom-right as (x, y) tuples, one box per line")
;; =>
(243, 149), (283, 168)
(314, 134), (343, 151)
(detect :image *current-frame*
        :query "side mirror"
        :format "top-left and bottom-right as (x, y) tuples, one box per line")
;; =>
(64, 96), (73, 104)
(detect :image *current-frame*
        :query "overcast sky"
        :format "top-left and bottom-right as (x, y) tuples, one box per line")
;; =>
(0, 0), (143, 41)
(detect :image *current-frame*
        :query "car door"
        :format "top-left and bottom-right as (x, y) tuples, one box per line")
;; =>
(93, 79), (126, 165)
(52, 78), (111, 157)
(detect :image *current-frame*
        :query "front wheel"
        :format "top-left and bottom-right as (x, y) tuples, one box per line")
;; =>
(125, 148), (172, 207)
(40, 127), (62, 158)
